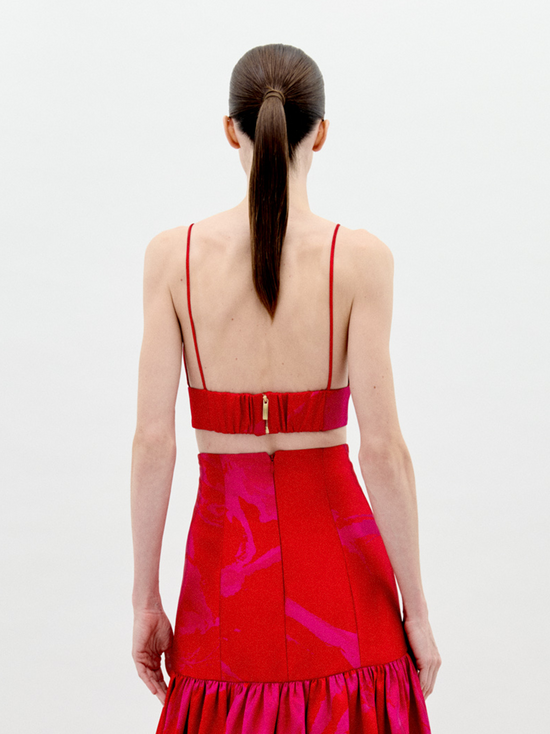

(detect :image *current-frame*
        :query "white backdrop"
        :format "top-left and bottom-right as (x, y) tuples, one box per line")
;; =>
(1, 1), (548, 732)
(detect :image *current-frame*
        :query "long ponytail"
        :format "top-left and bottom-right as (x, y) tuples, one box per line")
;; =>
(228, 44), (326, 318)
(249, 88), (289, 318)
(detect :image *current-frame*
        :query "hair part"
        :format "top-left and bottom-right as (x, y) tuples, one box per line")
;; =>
(228, 44), (325, 318)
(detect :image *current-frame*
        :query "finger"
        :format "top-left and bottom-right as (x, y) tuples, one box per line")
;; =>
(147, 673), (164, 697)
(137, 666), (158, 695)
(149, 671), (168, 702)
(420, 667), (430, 698)
(429, 667), (438, 696)
(149, 664), (167, 691)
(156, 689), (167, 705)
(136, 660), (166, 697)
(421, 658), (439, 695)
(424, 665), (436, 698)
(421, 671), (432, 699)
(429, 660), (440, 692)
(151, 678), (167, 698)
(151, 669), (168, 705)
(429, 660), (441, 694)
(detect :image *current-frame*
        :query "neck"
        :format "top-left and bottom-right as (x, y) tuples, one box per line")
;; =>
(238, 158), (313, 215)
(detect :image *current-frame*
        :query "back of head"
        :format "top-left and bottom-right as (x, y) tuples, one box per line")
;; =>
(228, 43), (326, 319)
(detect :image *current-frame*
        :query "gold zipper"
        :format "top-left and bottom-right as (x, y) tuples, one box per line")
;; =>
(262, 394), (269, 434)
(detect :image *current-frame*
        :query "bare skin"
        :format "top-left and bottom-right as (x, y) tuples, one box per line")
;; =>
(131, 114), (442, 704)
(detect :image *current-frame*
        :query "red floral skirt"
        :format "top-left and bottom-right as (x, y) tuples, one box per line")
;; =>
(156, 444), (431, 733)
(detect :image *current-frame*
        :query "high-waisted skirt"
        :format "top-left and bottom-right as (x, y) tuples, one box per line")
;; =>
(156, 443), (431, 733)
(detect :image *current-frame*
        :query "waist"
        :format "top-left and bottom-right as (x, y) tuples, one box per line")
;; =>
(194, 425), (347, 456)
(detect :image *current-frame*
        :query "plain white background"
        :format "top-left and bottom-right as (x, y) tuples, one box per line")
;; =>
(1, 1), (549, 732)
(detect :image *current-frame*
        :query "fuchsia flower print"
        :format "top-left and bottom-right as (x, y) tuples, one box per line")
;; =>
(156, 445), (431, 733)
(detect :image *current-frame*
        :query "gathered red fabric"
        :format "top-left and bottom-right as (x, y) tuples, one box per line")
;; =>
(157, 652), (430, 734)
(188, 385), (350, 435)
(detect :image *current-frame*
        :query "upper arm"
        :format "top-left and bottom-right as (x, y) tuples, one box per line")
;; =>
(135, 230), (183, 439)
(347, 230), (405, 453)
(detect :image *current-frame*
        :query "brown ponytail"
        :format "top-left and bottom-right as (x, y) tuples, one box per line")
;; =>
(228, 44), (325, 318)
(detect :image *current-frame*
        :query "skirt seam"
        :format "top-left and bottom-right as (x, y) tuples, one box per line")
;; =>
(321, 447), (362, 668)
(168, 651), (412, 687)
(272, 459), (290, 681)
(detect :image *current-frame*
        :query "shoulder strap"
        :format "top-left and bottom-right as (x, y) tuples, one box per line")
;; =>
(186, 223), (207, 389)
(327, 223), (340, 390)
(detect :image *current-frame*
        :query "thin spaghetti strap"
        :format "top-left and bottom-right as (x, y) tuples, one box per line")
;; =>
(182, 345), (191, 387)
(327, 223), (340, 390)
(186, 223), (207, 390)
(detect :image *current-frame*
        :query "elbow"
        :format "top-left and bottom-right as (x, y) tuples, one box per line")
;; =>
(357, 438), (415, 498)
(358, 436), (410, 468)
(133, 425), (177, 455)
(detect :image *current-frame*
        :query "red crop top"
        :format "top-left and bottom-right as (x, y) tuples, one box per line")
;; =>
(182, 222), (350, 436)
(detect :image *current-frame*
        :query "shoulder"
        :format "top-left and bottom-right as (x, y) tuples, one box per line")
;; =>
(335, 225), (394, 286)
(142, 225), (190, 282)
(144, 225), (189, 263)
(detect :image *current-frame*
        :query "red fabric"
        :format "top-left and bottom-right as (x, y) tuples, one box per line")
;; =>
(157, 654), (429, 734)
(188, 384), (350, 435)
(156, 444), (431, 733)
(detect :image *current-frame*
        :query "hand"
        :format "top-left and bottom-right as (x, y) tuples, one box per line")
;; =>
(403, 615), (442, 699)
(132, 608), (174, 705)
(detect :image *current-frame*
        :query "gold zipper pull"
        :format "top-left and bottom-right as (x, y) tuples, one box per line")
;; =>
(262, 394), (269, 434)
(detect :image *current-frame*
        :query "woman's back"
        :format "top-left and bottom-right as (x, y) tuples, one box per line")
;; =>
(165, 207), (371, 455)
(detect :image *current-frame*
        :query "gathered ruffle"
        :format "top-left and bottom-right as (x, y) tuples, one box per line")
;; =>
(156, 652), (430, 734)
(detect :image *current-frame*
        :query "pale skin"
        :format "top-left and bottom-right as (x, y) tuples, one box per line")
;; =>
(131, 113), (442, 705)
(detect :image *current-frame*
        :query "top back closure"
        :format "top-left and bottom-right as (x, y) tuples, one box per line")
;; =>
(183, 222), (341, 392)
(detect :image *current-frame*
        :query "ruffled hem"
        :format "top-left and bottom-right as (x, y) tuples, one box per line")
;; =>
(156, 652), (430, 733)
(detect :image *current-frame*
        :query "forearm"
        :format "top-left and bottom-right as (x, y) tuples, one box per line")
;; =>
(131, 430), (177, 611)
(358, 442), (428, 621)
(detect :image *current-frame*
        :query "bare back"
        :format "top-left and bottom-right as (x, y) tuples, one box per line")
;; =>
(140, 206), (402, 457)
